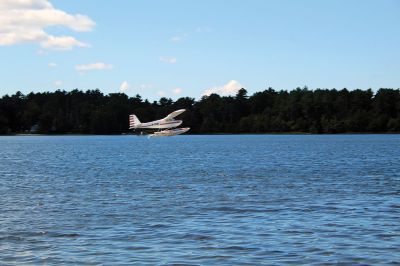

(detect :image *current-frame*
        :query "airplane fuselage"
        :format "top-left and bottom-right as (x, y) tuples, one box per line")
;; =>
(134, 119), (182, 129)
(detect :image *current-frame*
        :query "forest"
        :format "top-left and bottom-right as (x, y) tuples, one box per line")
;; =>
(0, 87), (399, 134)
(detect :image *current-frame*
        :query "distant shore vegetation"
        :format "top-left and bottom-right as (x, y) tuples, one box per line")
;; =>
(0, 87), (399, 134)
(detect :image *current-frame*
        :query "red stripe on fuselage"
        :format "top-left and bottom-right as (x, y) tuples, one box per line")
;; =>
(138, 120), (182, 128)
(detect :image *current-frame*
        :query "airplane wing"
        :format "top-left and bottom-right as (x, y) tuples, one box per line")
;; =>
(164, 109), (186, 121)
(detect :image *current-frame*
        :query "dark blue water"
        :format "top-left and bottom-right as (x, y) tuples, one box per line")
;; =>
(1, 135), (399, 265)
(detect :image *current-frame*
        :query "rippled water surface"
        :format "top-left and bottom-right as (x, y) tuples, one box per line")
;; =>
(1, 135), (400, 265)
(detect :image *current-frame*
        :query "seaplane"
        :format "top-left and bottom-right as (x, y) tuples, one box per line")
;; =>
(129, 109), (190, 137)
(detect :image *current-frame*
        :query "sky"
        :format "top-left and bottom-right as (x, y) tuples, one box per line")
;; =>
(0, 0), (399, 100)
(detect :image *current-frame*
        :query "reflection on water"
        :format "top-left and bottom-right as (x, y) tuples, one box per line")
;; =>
(0, 135), (399, 265)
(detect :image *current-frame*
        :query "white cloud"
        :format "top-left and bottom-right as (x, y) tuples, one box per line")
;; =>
(48, 62), (57, 67)
(157, 91), (166, 97)
(54, 80), (62, 86)
(172, 87), (183, 95)
(75, 62), (114, 72)
(41, 35), (89, 50)
(159, 56), (177, 64)
(120, 81), (129, 93)
(203, 80), (243, 96)
(0, 0), (95, 50)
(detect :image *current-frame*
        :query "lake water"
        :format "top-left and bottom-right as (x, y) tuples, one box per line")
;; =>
(0, 135), (399, 265)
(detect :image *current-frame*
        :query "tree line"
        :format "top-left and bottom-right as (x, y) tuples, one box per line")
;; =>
(0, 87), (399, 134)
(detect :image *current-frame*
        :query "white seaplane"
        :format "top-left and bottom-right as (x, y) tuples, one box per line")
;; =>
(129, 109), (190, 137)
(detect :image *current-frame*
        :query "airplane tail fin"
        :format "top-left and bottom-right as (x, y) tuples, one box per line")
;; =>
(129, 114), (141, 129)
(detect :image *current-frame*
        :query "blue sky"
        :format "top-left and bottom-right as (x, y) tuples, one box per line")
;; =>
(0, 0), (399, 100)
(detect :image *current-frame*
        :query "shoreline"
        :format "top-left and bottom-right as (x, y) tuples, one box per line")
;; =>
(2, 132), (399, 136)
